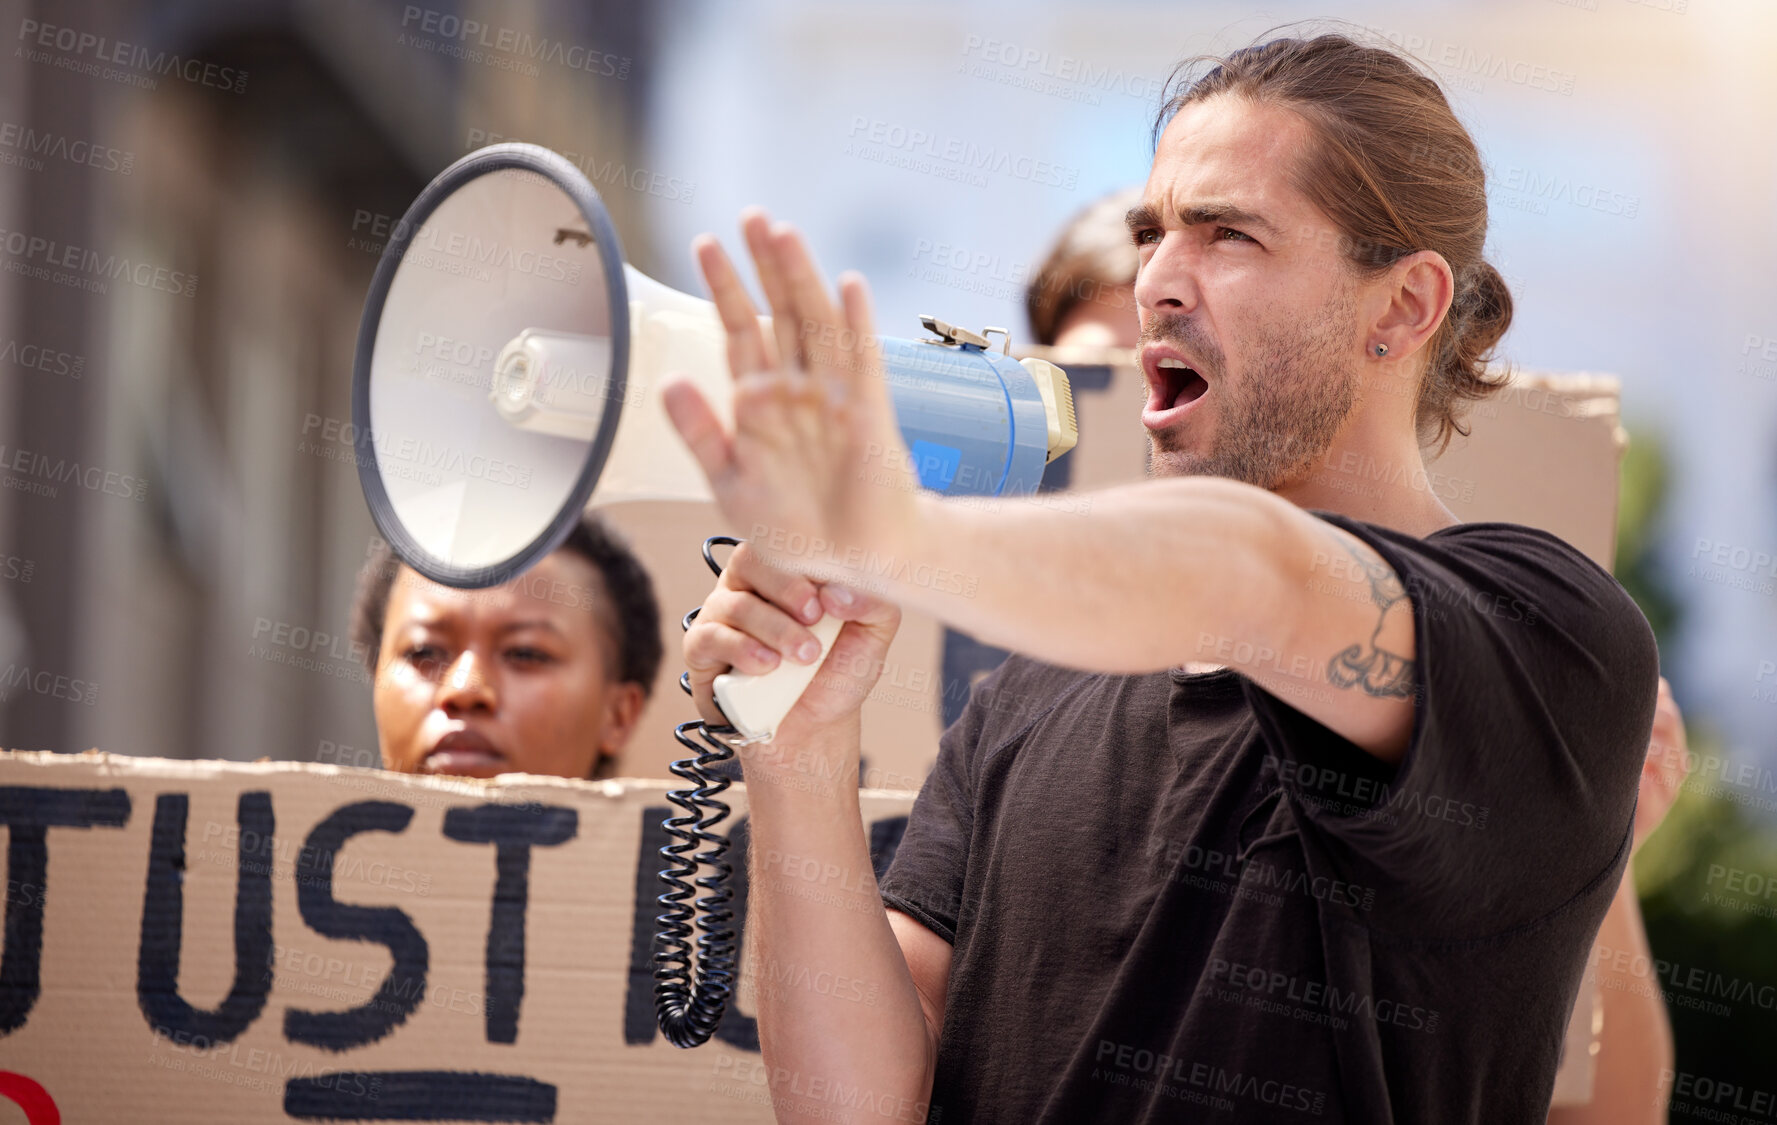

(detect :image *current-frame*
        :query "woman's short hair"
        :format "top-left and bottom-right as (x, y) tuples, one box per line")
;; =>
(1025, 187), (1143, 347)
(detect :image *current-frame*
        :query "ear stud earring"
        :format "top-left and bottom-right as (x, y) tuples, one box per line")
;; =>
(1374, 343), (1388, 357)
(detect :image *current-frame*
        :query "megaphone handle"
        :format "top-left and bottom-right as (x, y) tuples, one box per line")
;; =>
(711, 614), (844, 742)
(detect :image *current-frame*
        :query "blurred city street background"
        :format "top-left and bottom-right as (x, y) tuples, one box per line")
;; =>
(1, 0), (1774, 1111)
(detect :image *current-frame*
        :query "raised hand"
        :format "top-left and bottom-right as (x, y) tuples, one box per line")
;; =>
(662, 208), (923, 588)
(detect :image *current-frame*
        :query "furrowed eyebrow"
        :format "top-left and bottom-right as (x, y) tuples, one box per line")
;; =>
(1126, 199), (1279, 240)
(1179, 202), (1278, 239)
(1125, 202), (1163, 234)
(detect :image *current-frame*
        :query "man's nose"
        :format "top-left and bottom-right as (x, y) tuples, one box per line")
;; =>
(1133, 235), (1201, 316)
(439, 651), (496, 713)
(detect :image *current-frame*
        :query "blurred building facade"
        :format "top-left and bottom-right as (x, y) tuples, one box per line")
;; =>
(0, 0), (658, 763)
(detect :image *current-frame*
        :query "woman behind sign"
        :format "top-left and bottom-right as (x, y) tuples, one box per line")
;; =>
(349, 511), (663, 781)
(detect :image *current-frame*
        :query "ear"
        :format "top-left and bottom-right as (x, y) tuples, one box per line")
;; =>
(1368, 249), (1454, 361)
(596, 680), (648, 757)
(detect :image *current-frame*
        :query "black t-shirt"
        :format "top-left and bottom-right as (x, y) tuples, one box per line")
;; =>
(879, 514), (1659, 1125)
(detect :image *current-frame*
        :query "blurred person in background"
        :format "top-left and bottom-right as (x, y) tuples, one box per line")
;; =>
(349, 511), (661, 780)
(1030, 183), (1692, 1124)
(1026, 186), (1142, 351)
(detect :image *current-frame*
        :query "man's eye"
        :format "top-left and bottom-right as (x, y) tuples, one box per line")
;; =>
(1215, 226), (1254, 243)
(1131, 228), (1162, 247)
(505, 646), (553, 666)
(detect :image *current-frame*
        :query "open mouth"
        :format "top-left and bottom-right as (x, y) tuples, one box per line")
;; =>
(1155, 357), (1208, 410)
(1143, 354), (1209, 429)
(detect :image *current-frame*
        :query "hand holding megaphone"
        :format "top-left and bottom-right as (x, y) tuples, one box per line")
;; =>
(661, 209), (925, 741)
(680, 534), (904, 750)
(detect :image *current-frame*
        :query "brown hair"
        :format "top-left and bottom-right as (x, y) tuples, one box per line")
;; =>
(1026, 187), (1143, 347)
(1154, 31), (1512, 451)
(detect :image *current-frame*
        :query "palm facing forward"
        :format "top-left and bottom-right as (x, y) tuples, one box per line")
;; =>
(662, 208), (922, 587)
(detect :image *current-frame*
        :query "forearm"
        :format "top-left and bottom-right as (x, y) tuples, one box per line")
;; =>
(1548, 863), (1673, 1124)
(871, 476), (1295, 675)
(738, 724), (935, 1122)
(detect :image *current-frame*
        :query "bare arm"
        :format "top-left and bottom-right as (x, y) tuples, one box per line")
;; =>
(663, 212), (961, 1123)
(663, 216), (1416, 765)
(888, 909), (953, 1077)
(679, 540), (940, 1123)
(741, 721), (939, 1123)
(882, 479), (1418, 761)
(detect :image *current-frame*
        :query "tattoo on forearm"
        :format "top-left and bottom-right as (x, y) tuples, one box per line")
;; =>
(1322, 532), (1416, 701)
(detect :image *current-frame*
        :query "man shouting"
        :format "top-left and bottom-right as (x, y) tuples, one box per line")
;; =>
(665, 32), (1658, 1125)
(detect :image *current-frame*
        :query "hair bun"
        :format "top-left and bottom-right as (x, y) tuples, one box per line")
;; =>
(1426, 260), (1513, 449)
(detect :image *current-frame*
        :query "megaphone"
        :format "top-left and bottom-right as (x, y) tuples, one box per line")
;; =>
(354, 143), (1077, 738)
(352, 142), (1077, 1047)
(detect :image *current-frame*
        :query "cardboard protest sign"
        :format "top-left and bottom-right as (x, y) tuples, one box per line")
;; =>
(0, 751), (920, 1124)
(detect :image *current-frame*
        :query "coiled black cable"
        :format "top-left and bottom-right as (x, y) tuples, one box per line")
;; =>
(654, 535), (745, 1048)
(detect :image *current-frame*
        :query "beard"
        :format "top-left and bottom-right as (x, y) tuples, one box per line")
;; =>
(1144, 287), (1359, 490)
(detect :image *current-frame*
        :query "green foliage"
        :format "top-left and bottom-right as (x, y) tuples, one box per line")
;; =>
(1636, 765), (1777, 1106)
(1615, 428), (1680, 647)
(1617, 424), (1777, 1114)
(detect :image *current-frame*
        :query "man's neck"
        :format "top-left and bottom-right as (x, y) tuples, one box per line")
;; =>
(1272, 431), (1461, 540)
(1175, 433), (1457, 678)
